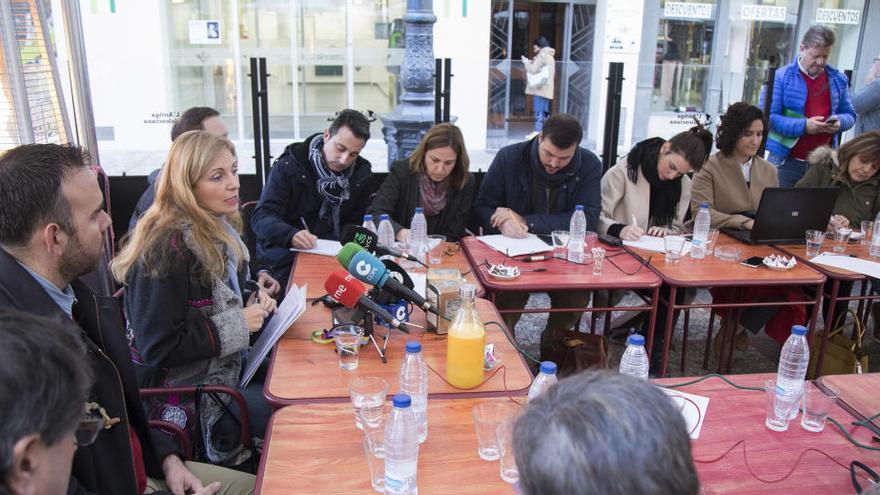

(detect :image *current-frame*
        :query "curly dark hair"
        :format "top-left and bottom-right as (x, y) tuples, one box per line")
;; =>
(716, 102), (766, 156)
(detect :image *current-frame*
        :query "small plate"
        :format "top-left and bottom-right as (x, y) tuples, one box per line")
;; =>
(763, 256), (796, 271)
(486, 263), (521, 280)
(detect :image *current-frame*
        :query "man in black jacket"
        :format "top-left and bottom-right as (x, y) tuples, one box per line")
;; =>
(0, 144), (252, 494)
(251, 109), (380, 286)
(473, 114), (602, 346)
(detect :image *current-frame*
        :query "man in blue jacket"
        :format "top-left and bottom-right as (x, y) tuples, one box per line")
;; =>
(762, 25), (857, 186)
(251, 109), (380, 287)
(474, 113), (601, 341)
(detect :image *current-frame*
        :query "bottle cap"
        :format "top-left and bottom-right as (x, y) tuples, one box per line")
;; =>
(405, 341), (422, 353)
(791, 325), (807, 336)
(575, 204), (584, 211)
(364, 214), (373, 221)
(626, 334), (645, 346)
(415, 207), (424, 214)
(700, 202), (709, 208)
(539, 361), (557, 374)
(380, 214), (390, 220)
(392, 394), (411, 408)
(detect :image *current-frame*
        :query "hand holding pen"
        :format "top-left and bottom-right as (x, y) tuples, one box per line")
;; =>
(290, 216), (318, 249)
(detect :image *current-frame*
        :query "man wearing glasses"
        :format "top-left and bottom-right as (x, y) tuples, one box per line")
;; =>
(0, 310), (95, 495)
(0, 144), (252, 494)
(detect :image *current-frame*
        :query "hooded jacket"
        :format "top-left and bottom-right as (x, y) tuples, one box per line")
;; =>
(524, 47), (556, 100)
(796, 146), (880, 225)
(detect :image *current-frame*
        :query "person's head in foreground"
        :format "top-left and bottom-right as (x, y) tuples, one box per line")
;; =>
(838, 131), (880, 184)
(0, 309), (94, 495)
(514, 370), (699, 495)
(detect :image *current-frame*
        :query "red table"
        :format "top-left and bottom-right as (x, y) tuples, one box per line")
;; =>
(655, 373), (880, 494)
(627, 233), (826, 376)
(460, 236), (662, 356)
(821, 373), (880, 427)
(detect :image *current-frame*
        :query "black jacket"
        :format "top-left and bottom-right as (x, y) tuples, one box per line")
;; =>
(250, 134), (380, 272)
(366, 159), (476, 241)
(473, 137), (602, 235)
(0, 248), (175, 495)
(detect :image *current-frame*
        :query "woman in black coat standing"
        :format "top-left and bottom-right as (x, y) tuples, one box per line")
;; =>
(368, 123), (476, 243)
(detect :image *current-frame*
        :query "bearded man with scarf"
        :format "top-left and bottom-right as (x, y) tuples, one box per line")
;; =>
(474, 114), (602, 350)
(251, 109), (380, 288)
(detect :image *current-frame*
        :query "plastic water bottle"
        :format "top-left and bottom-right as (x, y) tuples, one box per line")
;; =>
(410, 207), (428, 263)
(362, 214), (377, 234)
(384, 394), (419, 495)
(400, 341), (429, 443)
(775, 325), (810, 420)
(691, 202), (711, 260)
(619, 334), (649, 380)
(567, 205), (587, 263)
(527, 361), (558, 402)
(378, 214), (395, 249)
(871, 211), (880, 257)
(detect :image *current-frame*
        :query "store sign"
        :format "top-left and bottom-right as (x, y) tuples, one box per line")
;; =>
(816, 8), (861, 25)
(740, 5), (786, 22)
(664, 2), (714, 20)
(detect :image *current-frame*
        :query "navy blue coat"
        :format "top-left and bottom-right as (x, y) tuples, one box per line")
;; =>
(473, 138), (602, 235)
(250, 134), (380, 274)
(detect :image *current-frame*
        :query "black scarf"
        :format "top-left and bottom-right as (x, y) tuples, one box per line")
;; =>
(626, 137), (681, 228)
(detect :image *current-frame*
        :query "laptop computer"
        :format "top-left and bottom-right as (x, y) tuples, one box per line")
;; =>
(720, 187), (840, 245)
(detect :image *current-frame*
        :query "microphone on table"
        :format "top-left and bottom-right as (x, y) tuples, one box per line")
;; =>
(324, 270), (410, 334)
(341, 224), (428, 268)
(338, 243), (444, 318)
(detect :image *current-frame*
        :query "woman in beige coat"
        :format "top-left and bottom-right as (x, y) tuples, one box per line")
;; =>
(691, 102), (778, 230)
(599, 125), (713, 240)
(522, 36), (555, 138)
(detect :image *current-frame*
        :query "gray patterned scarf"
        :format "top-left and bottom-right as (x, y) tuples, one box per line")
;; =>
(308, 134), (354, 237)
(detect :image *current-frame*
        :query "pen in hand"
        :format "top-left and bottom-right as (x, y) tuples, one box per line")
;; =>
(300, 217), (310, 232)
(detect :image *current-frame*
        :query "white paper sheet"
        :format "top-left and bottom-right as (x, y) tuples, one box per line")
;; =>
(476, 234), (552, 257)
(289, 239), (343, 257)
(662, 387), (710, 440)
(409, 273), (427, 299)
(623, 235), (692, 255)
(810, 252), (880, 278)
(240, 284), (307, 388)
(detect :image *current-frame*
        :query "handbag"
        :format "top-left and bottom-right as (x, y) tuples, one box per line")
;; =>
(807, 309), (868, 377)
(540, 327), (608, 378)
(527, 65), (550, 88)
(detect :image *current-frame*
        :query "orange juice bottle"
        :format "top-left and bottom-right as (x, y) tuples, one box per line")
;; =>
(446, 284), (485, 388)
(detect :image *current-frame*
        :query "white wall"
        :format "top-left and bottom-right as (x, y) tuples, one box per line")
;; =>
(432, 1), (490, 153)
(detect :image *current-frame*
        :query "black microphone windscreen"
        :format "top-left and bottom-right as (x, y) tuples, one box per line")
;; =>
(381, 259), (414, 289)
(343, 224), (378, 252)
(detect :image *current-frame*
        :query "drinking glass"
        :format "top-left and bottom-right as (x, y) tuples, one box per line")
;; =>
(362, 429), (385, 493)
(427, 234), (446, 265)
(333, 325), (363, 370)
(805, 230), (825, 258)
(497, 418), (519, 484)
(551, 230), (570, 259)
(472, 404), (511, 461)
(706, 228), (720, 256)
(834, 227), (852, 252)
(350, 377), (388, 430)
(765, 379), (794, 432)
(591, 247), (605, 276)
(800, 381), (838, 433)
(861, 220), (873, 246)
(664, 235), (686, 263)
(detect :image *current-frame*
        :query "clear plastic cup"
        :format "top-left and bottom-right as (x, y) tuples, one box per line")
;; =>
(664, 235), (686, 263)
(805, 230), (825, 258)
(551, 230), (570, 259)
(834, 227), (852, 252)
(765, 379), (793, 432)
(591, 247), (605, 276)
(350, 377), (388, 430)
(362, 429), (385, 493)
(497, 418), (519, 484)
(800, 381), (838, 433)
(472, 403), (511, 461)
(333, 325), (363, 370)
(427, 234), (446, 264)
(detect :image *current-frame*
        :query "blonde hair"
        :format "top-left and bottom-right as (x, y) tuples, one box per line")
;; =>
(111, 131), (244, 284)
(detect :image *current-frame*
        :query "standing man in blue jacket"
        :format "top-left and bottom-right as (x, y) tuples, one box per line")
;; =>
(474, 113), (602, 343)
(251, 109), (380, 287)
(762, 25), (857, 186)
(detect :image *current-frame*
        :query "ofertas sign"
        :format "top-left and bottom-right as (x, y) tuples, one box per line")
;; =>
(816, 8), (861, 25)
(664, 2), (714, 20)
(740, 5), (787, 22)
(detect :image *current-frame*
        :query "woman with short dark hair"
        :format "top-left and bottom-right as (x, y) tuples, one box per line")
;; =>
(367, 123), (476, 244)
(691, 102), (779, 230)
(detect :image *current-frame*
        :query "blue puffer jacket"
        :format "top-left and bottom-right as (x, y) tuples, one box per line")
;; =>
(473, 137), (602, 235)
(760, 61), (857, 160)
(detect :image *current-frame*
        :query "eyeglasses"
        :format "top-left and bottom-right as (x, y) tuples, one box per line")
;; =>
(75, 414), (105, 447)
